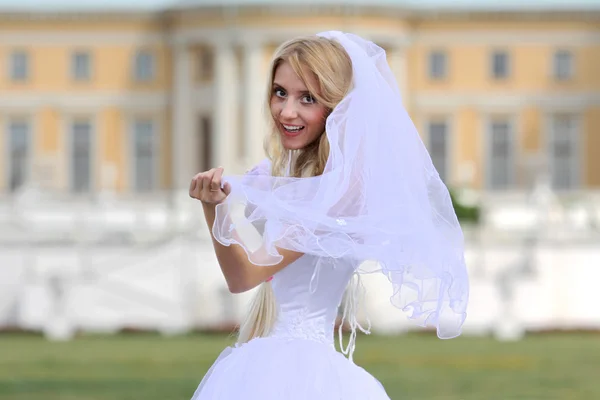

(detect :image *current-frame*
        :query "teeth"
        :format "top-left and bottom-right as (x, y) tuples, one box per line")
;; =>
(283, 124), (303, 132)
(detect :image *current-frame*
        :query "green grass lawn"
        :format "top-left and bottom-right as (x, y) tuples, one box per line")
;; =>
(0, 332), (598, 399)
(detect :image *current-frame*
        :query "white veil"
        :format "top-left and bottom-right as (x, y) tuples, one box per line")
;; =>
(212, 31), (469, 341)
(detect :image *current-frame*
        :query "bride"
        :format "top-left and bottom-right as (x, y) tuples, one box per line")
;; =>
(188, 31), (469, 400)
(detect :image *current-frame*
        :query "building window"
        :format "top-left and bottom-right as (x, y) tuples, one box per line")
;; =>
(198, 116), (213, 173)
(8, 120), (30, 192)
(198, 47), (213, 81)
(428, 51), (447, 80)
(72, 51), (91, 81)
(71, 119), (93, 193)
(487, 118), (514, 190)
(427, 121), (449, 182)
(134, 50), (155, 82)
(133, 119), (156, 192)
(549, 115), (579, 190)
(491, 50), (510, 79)
(10, 51), (29, 82)
(553, 50), (573, 81)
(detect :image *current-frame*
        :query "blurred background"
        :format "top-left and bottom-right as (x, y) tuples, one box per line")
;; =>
(0, 0), (599, 399)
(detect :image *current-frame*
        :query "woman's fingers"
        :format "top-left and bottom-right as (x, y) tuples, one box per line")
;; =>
(222, 181), (232, 196)
(201, 170), (213, 194)
(189, 168), (229, 204)
(211, 167), (224, 192)
(189, 172), (202, 198)
(189, 178), (195, 196)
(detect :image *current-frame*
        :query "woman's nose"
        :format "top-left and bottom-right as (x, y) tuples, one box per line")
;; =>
(280, 100), (298, 120)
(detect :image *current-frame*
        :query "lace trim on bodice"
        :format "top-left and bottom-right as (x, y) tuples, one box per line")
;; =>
(270, 310), (334, 348)
(268, 262), (372, 362)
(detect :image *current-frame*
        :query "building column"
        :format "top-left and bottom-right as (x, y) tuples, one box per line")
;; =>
(243, 41), (268, 168)
(171, 41), (194, 194)
(213, 41), (239, 171)
(387, 45), (410, 112)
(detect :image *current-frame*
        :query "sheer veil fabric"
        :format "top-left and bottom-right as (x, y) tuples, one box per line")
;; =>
(212, 31), (469, 340)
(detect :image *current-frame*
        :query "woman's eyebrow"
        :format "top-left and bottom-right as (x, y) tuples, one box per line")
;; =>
(273, 82), (310, 95)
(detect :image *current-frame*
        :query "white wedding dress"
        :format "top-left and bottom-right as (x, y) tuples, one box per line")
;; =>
(191, 254), (390, 399)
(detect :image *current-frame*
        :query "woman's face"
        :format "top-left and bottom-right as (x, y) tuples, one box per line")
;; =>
(270, 60), (328, 150)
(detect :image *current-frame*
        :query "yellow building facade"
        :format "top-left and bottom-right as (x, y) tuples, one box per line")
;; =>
(0, 4), (598, 199)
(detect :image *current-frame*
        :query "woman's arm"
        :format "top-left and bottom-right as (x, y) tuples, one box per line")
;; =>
(202, 203), (303, 293)
(192, 167), (303, 293)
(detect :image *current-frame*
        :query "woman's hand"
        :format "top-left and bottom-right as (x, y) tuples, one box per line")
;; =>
(189, 167), (232, 205)
(190, 165), (303, 294)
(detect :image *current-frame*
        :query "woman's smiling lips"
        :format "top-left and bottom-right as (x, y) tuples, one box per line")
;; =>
(281, 123), (305, 137)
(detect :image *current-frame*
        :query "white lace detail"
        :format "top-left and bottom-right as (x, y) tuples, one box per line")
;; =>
(270, 309), (334, 347)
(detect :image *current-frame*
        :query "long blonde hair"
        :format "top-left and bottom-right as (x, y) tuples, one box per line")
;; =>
(237, 36), (353, 344)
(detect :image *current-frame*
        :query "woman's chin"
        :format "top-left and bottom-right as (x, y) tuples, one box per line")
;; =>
(280, 135), (307, 150)
(282, 144), (305, 150)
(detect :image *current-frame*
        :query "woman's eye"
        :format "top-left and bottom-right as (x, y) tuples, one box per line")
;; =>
(274, 88), (286, 97)
(302, 95), (315, 104)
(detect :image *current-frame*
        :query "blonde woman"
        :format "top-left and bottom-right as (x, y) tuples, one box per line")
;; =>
(189, 31), (469, 399)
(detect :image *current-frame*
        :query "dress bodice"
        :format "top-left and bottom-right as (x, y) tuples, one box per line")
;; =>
(193, 256), (391, 400)
(269, 255), (357, 347)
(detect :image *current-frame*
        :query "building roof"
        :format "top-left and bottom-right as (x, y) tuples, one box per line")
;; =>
(0, 0), (599, 12)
